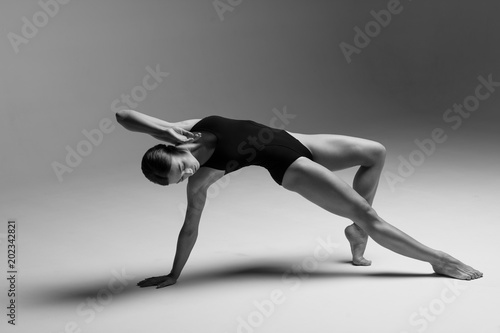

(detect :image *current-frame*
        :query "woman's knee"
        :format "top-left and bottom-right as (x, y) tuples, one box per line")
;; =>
(362, 141), (386, 167)
(374, 142), (387, 161)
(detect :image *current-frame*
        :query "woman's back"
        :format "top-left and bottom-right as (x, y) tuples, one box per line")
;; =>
(191, 115), (313, 185)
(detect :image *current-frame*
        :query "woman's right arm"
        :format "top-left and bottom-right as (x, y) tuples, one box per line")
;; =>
(136, 187), (207, 289)
(136, 184), (208, 289)
(168, 189), (207, 281)
(136, 169), (224, 289)
(115, 109), (200, 145)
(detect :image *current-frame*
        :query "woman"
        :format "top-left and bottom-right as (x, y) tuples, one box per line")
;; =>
(115, 109), (482, 289)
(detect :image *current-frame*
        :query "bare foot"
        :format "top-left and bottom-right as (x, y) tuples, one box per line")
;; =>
(344, 223), (372, 266)
(432, 252), (483, 280)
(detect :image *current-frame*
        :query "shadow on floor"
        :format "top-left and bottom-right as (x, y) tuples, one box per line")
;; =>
(177, 260), (441, 288)
(26, 256), (443, 308)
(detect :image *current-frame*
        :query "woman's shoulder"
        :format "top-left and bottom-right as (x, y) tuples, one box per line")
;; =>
(187, 115), (226, 131)
(172, 118), (201, 132)
(177, 116), (221, 132)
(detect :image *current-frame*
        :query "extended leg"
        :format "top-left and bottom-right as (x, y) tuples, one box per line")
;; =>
(282, 157), (483, 280)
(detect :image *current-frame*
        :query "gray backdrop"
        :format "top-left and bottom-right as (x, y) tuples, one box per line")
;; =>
(1, 1), (499, 332)
(1, 0), (499, 188)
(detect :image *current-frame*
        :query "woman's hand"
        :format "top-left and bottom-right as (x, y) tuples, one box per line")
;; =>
(137, 273), (178, 289)
(152, 127), (201, 145)
(115, 110), (201, 145)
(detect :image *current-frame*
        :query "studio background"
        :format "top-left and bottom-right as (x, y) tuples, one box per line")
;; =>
(1, 1), (499, 332)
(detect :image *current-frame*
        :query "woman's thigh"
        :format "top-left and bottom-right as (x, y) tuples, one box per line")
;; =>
(287, 131), (385, 171)
(281, 157), (376, 223)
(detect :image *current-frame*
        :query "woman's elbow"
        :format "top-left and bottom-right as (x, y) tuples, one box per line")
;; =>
(115, 110), (126, 124)
(115, 109), (135, 123)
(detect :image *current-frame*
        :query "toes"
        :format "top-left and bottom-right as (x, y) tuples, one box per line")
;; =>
(361, 259), (372, 266)
(352, 258), (372, 266)
(468, 269), (482, 279)
(454, 270), (471, 280)
(432, 259), (483, 280)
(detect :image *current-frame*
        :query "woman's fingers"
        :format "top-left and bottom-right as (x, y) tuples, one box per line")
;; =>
(169, 128), (201, 144)
(137, 275), (177, 288)
(137, 279), (153, 287)
(183, 130), (200, 138)
(137, 275), (166, 287)
(178, 128), (202, 141)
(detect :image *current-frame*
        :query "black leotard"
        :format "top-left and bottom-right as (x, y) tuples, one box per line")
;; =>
(190, 115), (313, 185)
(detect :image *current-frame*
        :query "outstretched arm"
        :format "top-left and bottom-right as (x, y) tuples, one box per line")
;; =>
(168, 191), (206, 281)
(115, 109), (200, 145)
(137, 168), (224, 289)
(136, 188), (207, 289)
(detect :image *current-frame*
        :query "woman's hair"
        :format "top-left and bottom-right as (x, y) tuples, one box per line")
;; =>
(141, 144), (182, 185)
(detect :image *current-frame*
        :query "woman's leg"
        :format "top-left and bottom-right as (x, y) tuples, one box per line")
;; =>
(346, 141), (387, 265)
(281, 157), (483, 280)
(288, 132), (387, 265)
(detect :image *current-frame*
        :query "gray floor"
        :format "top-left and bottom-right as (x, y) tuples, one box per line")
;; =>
(2, 162), (499, 333)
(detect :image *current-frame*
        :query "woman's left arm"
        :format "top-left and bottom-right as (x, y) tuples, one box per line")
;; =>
(115, 109), (200, 145)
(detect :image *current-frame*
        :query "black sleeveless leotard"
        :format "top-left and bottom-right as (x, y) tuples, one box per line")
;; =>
(190, 115), (313, 185)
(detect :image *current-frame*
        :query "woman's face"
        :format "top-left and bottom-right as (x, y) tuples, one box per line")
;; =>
(164, 149), (200, 185)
